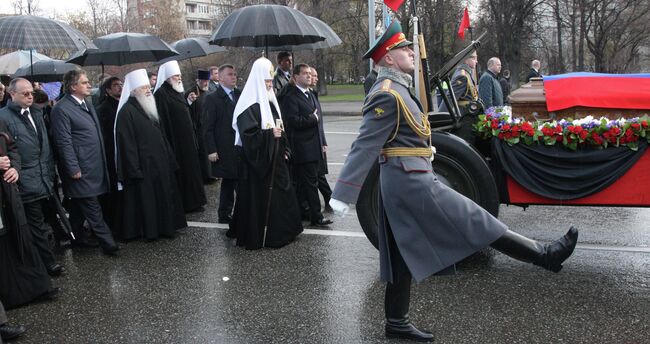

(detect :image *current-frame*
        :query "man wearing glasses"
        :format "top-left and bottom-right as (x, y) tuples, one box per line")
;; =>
(0, 78), (65, 275)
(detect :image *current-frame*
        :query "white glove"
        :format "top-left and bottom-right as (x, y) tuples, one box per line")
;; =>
(329, 198), (349, 217)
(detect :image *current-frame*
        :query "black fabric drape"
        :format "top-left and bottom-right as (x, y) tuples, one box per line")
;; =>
(492, 138), (647, 200)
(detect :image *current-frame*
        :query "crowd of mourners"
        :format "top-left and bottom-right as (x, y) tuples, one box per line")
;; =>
(0, 52), (332, 341)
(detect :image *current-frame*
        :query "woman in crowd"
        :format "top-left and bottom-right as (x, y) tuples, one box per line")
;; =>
(227, 57), (303, 249)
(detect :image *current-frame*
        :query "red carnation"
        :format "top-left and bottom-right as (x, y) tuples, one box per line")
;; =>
(631, 123), (641, 130)
(642, 120), (648, 128)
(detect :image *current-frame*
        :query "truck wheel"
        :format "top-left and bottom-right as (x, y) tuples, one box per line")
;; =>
(356, 131), (500, 249)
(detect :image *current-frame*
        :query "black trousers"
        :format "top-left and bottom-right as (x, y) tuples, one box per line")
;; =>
(22, 199), (56, 267)
(385, 220), (412, 321)
(218, 178), (237, 220)
(69, 196), (116, 249)
(295, 161), (323, 223)
(317, 174), (332, 205)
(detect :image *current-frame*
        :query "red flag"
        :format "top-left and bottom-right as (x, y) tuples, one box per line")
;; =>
(384, 0), (405, 11)
(458, 7), (471, 40)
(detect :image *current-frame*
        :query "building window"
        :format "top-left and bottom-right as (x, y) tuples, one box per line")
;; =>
(187, 21), (196, 30)
(186, 4), (196, 13)
(198, 4), (209, 14)
(198, 21), (211, 30)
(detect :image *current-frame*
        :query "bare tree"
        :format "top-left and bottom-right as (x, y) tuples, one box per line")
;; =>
(584, 0), (650, 72)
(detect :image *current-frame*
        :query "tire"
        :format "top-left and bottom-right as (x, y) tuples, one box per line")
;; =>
(356, 131), (500, 249)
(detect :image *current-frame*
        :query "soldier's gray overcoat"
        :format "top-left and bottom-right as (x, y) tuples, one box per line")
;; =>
(332, 69), (507, 283)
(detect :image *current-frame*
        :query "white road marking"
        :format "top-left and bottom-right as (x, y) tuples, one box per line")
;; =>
(325, 131), (359, 135)
(187, 221), (650, 253)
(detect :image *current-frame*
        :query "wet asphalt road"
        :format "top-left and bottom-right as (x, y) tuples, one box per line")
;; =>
(6, 116), (649, 343)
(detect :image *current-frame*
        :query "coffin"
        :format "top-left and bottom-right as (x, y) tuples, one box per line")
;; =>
(509, 75), (650, 121)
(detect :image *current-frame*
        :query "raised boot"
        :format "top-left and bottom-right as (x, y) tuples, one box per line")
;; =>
(385, 275), (434, 342)
(490, 226), (579, 273)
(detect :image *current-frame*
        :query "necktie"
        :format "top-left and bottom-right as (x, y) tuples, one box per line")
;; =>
(21, 109), (37, 132)
(81, 101), (89, 112)
(229, 90), (235, 102)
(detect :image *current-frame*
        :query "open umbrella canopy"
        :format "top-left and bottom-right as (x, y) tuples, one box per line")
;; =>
(209, 4), (325, 48)
(251, 16), (342, 52)
(0, 50), (51, 75)
(157, 37), (226, 64)
(13, 59), (79, 82)
(0, 15), (96, 52)
(67, 32), (178, 66)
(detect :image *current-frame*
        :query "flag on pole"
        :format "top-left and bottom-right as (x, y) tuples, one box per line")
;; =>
(384, 0), (405, 12)
(458, 7), (471, 40)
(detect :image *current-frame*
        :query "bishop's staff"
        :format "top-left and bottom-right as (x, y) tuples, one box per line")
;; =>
(262, 118), (284, 247)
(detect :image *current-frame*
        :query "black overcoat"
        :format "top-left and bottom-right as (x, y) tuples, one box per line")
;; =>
(50, 94), (109, 198)
(202, 85), (240, 179)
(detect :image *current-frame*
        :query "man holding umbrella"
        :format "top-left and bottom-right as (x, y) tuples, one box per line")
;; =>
(154, 60), (206, 213)
(184, 70), (212, 184)
(0, 78), (65, 276)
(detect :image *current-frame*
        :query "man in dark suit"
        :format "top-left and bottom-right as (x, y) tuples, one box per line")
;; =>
(309, 67), (332, 212)
(272, 51), (292, 96)
(208, 66), (219, 93)
(0, 78), (65, 275)
(281, 63), (332, 227)
(50, 69), (119, 255)
(203, 64), (241, 223)
(526, 59), (543, 82)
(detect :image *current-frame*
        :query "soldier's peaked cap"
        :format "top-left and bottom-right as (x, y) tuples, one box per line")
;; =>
(363, 21), (412, 63)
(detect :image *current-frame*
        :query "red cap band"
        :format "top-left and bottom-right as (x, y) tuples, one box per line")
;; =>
(371, 32), (407, 63)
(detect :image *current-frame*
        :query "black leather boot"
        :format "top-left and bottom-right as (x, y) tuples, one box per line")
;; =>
(385, 276), (434, 342)
(490, 226), (579, 273)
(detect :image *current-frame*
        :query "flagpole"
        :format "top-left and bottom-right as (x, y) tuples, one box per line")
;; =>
(368, 0), (375, 72)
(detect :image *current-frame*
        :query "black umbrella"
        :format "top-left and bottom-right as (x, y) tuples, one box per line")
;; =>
(249, 16), (342, 52)
(0, 15), (96, 51)
(209, 4), (325, 53)
(67, 32), (179, 71)
(0, 15), (96, 75)
(167, 37), (226, 61)
(157, 37), (226, 70)
(13, 59), (79, 82)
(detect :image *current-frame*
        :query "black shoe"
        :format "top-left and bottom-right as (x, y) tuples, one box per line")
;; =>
(101, 244), (120, 256)
(311, 218), (333, 227)
(0, 323), (26, 340)
(46, 263), (65, 276)
(385, 319), (434, 342)
(71, 238), (99, 248)
(324, 205), (334, 213)
(535, 226), (579, 273)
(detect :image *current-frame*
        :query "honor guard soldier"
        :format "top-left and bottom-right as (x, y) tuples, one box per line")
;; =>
(440, 50), (481, 144)
(328, 20), (579, 342)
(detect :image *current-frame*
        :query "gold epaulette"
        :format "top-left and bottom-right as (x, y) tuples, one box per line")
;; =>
(459, 69), (466, 76)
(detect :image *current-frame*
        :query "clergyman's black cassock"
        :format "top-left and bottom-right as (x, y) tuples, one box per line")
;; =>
(115, 98), (187, 239)
(154, 82), (207, 212)
(185, 85), (211, 182)
(228, 103), (303, 250)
